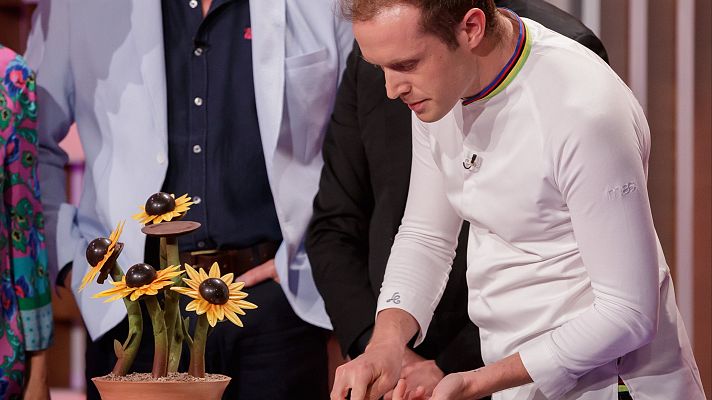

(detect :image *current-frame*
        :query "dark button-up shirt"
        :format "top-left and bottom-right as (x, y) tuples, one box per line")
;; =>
(161, 0), (282, 252)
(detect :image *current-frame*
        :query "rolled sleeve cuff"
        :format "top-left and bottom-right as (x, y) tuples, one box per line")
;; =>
(519, 333), (577, 400)
(21, 303), (54, 351)
(376, 286), (435, 346)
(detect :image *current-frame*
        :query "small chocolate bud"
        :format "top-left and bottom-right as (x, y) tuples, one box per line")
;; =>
(144, 192), (176, 216)
(86, 237), (112, 266)
(199, 277), (229, 305)
(125, 263), (158, 288)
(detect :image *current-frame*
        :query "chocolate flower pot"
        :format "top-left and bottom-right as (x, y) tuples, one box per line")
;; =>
(92, 375), (231, 400)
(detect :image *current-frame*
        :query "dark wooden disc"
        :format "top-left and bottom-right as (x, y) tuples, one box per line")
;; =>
(141, 221), (201, 237)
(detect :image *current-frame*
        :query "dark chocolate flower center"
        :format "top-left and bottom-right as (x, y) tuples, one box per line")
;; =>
(125, 263), (158, 288)
(86, 237), (112, 266)
(199, 278), (229, 305)
(145, 192), (176, 216)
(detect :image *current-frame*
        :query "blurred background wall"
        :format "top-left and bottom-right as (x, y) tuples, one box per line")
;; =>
(1, 0), (710, 398)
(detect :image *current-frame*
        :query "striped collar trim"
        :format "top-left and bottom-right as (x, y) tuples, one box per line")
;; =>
(462, 10), (531, 105)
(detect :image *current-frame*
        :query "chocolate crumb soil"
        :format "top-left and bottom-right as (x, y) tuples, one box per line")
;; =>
(97, 372), (229, 383)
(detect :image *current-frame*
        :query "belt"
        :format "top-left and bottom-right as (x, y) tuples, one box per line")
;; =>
(179, 241), (279, 277)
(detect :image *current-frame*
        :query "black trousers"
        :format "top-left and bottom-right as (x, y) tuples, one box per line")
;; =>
(85, 280), (330, 400)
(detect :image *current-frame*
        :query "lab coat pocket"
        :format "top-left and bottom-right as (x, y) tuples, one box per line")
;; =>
(285, 47), (329, 69)
(284, 47), (337, 161)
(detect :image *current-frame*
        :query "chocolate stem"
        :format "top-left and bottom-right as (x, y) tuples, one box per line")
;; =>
(189, 313), (209, 378)
(159, 237), (167, 269)
(163, 237), (184, 372)
(110, 263), (143, 376)
(144, 296), (168, 378)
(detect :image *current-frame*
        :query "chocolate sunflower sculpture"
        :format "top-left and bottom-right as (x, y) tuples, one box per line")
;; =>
(132, 192), (194, 225)
(82, 192), (257, 381)
(80, 220), (145, 376)
(172, 263), (257, 377)
(80, 220), (125, 290)
(132, 192), (201, 373)
(95, 262), (184, 378)
(172, 263), (257, 327)
(95, 264), (183, 302)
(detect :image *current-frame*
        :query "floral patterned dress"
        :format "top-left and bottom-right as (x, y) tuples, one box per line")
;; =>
(0, 45), (53, 399)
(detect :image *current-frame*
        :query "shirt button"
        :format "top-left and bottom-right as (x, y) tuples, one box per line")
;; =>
(156, 153), (166, 165)
(189, 0), (198, 8)
(193, 196), (202, 204)
(197, 241), (206, 249)
(192, 144), (202, 154)
(193, 47), (203, 57)
(194, 97), (203, 106)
